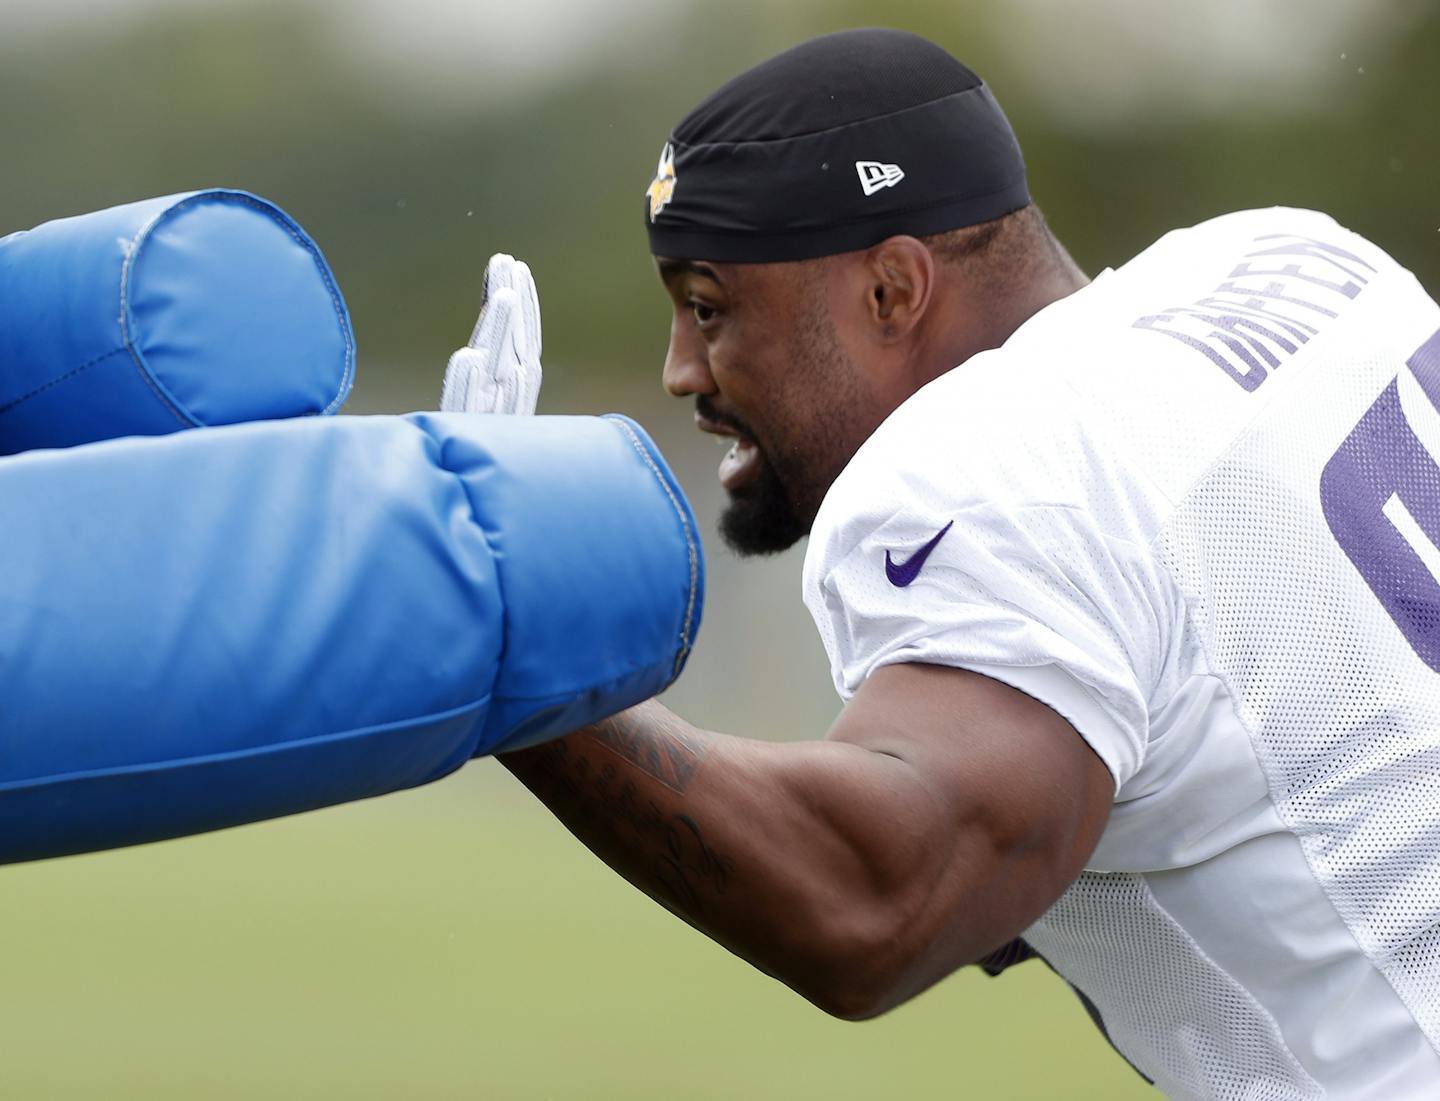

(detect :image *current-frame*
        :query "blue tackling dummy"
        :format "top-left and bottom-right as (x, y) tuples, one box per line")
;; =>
(0, 194), (703, 864)
(0, 190), (355, 454)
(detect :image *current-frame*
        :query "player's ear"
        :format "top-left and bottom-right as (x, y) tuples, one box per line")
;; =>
(863, 236), (934, 342)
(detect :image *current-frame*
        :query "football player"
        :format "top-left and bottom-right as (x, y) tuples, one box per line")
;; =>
(499, 28), (1440, 1099)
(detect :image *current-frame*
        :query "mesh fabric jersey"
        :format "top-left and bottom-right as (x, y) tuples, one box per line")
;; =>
(804, 207), (1440, 1099)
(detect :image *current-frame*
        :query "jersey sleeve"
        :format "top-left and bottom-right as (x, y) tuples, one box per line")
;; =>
(806, 496), (1169, 790)
(803, 369), (1182, 792)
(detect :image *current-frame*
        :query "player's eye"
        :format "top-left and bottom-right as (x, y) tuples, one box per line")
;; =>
(689, 300), (718, 326)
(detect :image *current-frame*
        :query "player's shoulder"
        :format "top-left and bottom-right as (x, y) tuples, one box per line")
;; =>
(1112, 206), (1414, 297)
(806, 206), (1421, 572)
(807, 345), (1116, 578)
(1132, 206), (1364, 255)
(1144, 205), (1351, 247)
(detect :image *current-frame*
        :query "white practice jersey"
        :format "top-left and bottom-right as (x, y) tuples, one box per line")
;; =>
(803, 208), (1440, 1099)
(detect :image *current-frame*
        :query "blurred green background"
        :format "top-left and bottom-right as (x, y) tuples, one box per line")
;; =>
(1, 0), (1436, 1096)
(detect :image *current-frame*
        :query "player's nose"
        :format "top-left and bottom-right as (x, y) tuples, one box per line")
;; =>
(662, 314), (716, 398)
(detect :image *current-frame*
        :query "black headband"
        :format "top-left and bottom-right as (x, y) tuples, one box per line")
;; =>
(644, 31), (1030, 263)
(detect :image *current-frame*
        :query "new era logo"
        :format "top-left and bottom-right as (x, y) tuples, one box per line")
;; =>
(856, 160), (905, 197)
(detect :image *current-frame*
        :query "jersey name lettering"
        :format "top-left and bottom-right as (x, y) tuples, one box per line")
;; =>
(1134, 234), (1376, 392)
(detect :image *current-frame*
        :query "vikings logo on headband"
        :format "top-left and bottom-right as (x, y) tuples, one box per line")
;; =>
(646, 144), (677, 223)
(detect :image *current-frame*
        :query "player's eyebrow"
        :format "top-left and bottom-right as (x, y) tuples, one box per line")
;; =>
(658, 258), (723, 286)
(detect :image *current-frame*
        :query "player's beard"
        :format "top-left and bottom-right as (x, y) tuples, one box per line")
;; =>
(717, 445), (809, 556)
(714, 302), (861, 558)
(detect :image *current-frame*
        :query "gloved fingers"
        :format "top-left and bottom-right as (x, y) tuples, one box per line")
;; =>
(439, 348), (469, 412)
(485, 252), (519, 295)
(468, 286), (520, 367)
(511, 355), (542, 416)
(447, 254), (541, 415)
(493, 359), (525, 418)
(443, 288), (520, 414)
(500, 260), (541, 415)
(466, 253), (518, 350)
(442, 347), (496, 413)
(512, 258), (542, 362)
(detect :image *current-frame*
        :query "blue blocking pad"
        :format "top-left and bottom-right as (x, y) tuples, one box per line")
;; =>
(0, 190), (354, 455)
(426, 411), (707, 753)
(0, 412), (702, 863)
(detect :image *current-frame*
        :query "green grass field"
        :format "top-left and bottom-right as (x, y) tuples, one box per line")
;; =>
(0, 765), (1155, 1099)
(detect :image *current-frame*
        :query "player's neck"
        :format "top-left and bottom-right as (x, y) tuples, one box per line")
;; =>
(920, 261), (1089, 386)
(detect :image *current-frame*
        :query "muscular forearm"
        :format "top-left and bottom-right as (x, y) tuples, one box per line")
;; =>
(499, 698), (1004, 1018)
(500, 702), (742, 930)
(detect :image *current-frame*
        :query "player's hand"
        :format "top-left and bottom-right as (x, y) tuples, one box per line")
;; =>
(440, 253), (542, 416)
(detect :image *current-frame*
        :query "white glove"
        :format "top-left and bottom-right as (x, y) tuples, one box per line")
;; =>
(440, 253), (543, 415)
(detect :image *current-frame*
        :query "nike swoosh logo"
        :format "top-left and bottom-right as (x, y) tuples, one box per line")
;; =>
(884, 521), (954, 587)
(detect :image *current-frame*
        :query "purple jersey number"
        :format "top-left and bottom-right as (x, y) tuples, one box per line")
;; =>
(1321, 329), (1440, 670)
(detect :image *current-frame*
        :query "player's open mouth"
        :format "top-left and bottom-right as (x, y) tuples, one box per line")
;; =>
(717, 434), (761, 491)
(696, 412), (763, 492)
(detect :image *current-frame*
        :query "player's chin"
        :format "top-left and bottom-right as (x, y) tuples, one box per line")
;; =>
(718, 478), (809, 557)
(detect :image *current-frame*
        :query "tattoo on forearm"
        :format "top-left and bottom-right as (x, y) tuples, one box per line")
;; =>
(587, 712), (712, 794)
(518, 732), (732, 918)
(655, 813), (731, 912)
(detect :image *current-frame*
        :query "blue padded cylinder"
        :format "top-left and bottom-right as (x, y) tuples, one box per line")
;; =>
(0, 411), (702, 863)
(0, 189), (354, 455)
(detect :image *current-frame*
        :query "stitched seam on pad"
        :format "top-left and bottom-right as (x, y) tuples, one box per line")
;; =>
(119, 191), (355, 425)
(0, 346), (129, 418)
(495, 650), (688, 702)
(119, 206), (196, 427)
(0, 691), (491, 793)
(439, 436), (512, 679)
(429, 427), (678, 707)
(606, 417), (700, 668)
(209, 192), (355, 414)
